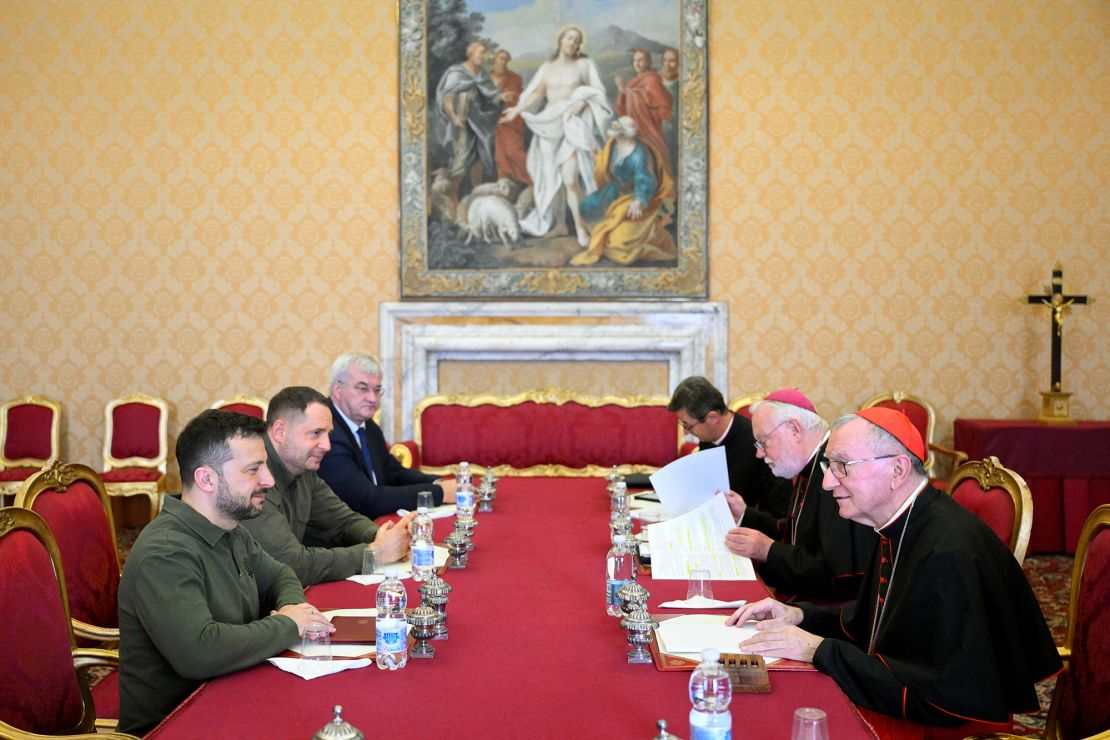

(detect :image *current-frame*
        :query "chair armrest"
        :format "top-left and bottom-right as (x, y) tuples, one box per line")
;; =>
(72, 619), (120, 646)
(1057, 645), (1071, 663)
(929, 442), (968, 466)
(72, 647), (119, 673)
(390, 441), (420, 469)
(0, 726), (138, 740)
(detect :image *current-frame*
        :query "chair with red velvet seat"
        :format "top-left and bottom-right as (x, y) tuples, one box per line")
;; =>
(0, 507), (135, 739)
(15, 459), (122, 647)
(946, 455), (1033, 564)
(210, 393), (268, 420)
(100, 392), (169, 522)
(728, 391), (768, 420)
(0, 396), (62, 502)
(1045, 504), (1110, 740)
(860, 390), (967, 485)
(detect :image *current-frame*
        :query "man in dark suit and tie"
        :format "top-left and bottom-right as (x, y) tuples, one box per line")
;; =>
(318, 352), (457, 519)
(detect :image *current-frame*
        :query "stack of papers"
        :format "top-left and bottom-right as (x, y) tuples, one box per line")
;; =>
(654, 614), (778, 664)
(645, 495), (755, 581)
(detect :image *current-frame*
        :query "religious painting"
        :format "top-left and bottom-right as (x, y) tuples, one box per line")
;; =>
(399, 0), (708, 299)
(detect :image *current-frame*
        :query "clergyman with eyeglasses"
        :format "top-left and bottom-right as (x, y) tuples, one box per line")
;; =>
(667, 376), (791, 518)
(726, 407), (1061, 730)
(722, 388), (877, 603)
(317, 352), (457, 519)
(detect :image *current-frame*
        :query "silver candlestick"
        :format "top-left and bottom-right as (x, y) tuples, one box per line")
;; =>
(618, 580), (650, 616)
(407, 606), (439, 658)
(621, 609), (658, 664)
(419, 574), (453, 640)
(444, 530), (469, 569)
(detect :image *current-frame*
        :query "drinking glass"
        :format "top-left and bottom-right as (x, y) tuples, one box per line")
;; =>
(300, 626), (332, 661)
(686, 568), (713, 600)
(362, 545), (379, 577)
(791, 707), (829, 740)
(417, 490), (434, 510)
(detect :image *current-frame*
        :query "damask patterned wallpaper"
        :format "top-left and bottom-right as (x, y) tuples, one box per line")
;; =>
(1, 0), (1107, 481)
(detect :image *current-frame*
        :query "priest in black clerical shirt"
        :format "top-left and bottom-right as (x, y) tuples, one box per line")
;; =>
(723, 389), (876, 603)
(727, 407), (1061, 729)
(668, 376), (791, 518)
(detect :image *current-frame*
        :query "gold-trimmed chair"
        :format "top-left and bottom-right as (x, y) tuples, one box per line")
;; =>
(0, 396), (62, 501)
(860, 390), (967, 484)
(728, 391), (769, 419)
(0, 507), (135, 739)
(965, 505), (1110, 740)
(100, 392), (169, 522)
(946, 456), (1033, 564)
(15, 460), (122, 647)
(210, 393), (268, 420)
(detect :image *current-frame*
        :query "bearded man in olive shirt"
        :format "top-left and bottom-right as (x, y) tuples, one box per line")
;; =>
(241, 386), (412, 586)
(118, 410), (334, 737)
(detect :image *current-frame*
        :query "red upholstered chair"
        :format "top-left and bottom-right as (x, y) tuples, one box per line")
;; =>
(1045, 504), (1110, 740)
(0, 507), (134, 739)
(728, 391), (768, 420)
(101, 392), (168, 522)
(211, 393), (268, 420)
(15, 460), (121, 647)
(860, 390), (967, 486)
(0, 396), (62, 501)
(946, 456), (1033, 564)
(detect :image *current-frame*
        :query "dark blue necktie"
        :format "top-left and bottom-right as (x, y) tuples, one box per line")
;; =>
(356, 427), (377, 484)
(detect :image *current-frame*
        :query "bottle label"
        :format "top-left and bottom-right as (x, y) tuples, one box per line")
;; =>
(607, 578), (630, 606)
(689, 711), (731, 740)
(376, 618), (407, 652)
(457, 490), (474, 508)
(413, 542), (434, 567)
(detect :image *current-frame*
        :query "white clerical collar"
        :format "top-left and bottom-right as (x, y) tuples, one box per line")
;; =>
(805, 430), (831, 468)
(874, 478), (929, 533)
(334, 404), (363, 440)
(712, 413), (735, 446)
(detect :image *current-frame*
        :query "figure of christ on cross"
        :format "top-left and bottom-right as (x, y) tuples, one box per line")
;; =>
(1027, 264), (1089, 394)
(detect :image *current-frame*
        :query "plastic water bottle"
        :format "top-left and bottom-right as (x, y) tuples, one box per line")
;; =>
(456, 461), (472, 489)
(411, 504), (435, 582)
(606, 535), (634, 616)
(375, 573), (408, 670)
(689, 648), (732, 739)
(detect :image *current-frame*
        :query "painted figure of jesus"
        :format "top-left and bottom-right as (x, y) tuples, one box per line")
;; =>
(501, 27), (613, 247)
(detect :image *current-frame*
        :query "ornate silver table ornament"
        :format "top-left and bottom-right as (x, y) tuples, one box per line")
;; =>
(407, 605), (439, 658)
(620, 609), (658, 664)
(313, 705), (364, 740)
(618, 580), (650, 616)
(444, 530), (468, 569)
(419, 573), (453, 640)
(454, 518), (477, 551)
(477, 476), (496, 513)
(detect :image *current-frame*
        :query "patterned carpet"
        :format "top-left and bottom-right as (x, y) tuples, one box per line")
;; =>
(113, 529), (1074, 736)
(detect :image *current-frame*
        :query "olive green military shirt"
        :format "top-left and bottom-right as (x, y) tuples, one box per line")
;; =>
(118, 495), (305, 736)
(240, 436), (379, 586)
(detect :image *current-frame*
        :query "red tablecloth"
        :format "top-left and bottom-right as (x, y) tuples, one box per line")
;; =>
(953, 419), (1110, 553)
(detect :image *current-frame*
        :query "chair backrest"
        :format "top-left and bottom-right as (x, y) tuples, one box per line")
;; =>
(946, 456), (1033, 564)
(1046, 504), (1110, 740)
(16, 460), (121, 633)
(728, 392), (768, 420)
(0, 507), (97, 735)
(102, 392), (168, 472)
(0, 396), (62, 469)
(860, 390), (936, 474)
(211, 393), (268, 420)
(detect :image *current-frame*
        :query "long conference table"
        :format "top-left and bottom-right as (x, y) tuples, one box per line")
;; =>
(147, 478), (914, 739)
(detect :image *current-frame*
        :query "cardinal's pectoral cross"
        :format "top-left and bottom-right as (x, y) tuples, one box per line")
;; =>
(1027, 264), (1090, 421)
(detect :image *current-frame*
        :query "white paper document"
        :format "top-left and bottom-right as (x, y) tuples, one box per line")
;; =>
(654, 614), (778, 664)
(646, 493), (755, 580)
(269, 657), (373, 678)
(649, 446), (730, 518)
(397, 504), (456, 520)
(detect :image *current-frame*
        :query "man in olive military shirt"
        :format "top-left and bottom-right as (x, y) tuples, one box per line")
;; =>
(118, 410), (334, 736)
(241, 386), (412, 586)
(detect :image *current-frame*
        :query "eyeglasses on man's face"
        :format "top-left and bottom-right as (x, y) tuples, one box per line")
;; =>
(679, 416), (705, 432)
(753, 420), (788, 453)
(820, 454), (898, 479)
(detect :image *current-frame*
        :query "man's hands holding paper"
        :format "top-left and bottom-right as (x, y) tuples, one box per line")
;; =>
(724, 527), (774, 561)
(723, 490), (747, 520)
(725, 597), (822, 662)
